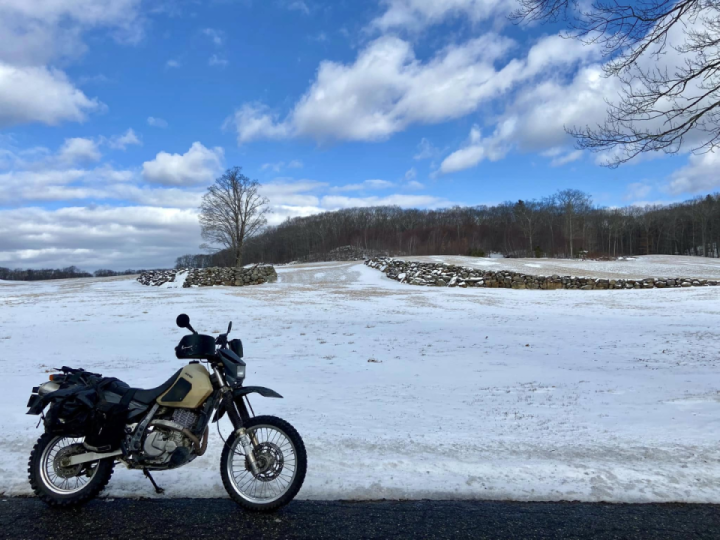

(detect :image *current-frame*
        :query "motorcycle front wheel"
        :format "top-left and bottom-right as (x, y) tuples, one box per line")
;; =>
(220, 415), (307, 512)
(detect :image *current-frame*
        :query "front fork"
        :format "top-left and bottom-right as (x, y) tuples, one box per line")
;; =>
(216, 368), (261, 476)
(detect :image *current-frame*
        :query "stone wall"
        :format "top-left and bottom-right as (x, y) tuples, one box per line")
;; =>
(137, 265), (277, 288)
(301, 245), (403, 263)
(365, 257), (719, 290)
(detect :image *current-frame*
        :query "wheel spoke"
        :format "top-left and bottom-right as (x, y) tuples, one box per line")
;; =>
(39, 436), (99, 495)
(227, 423), (299, 504)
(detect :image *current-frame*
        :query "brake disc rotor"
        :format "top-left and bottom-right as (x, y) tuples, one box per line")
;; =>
(246, 442), (284, 482)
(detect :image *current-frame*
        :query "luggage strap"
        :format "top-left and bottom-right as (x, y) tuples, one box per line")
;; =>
(119, 388), (136, 408)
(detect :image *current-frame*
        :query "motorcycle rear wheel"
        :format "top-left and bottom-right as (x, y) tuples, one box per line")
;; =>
(220, 415), (307, 512)
(28, 433), (115, 507)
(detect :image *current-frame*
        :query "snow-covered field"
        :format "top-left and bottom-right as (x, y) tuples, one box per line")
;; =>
(1, 259), (720, 502)
(414, 254), (720, 280)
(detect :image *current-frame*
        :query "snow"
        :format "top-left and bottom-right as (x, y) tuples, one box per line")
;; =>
(1, 261), (720, 502)
(423, 254), (720, 280)
(158, 270), (188, 288)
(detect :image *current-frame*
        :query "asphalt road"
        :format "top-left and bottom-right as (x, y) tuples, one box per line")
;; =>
(1, 498), (719, 540)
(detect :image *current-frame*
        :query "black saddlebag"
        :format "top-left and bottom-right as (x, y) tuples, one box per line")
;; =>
(44, 376), (136, 451)
(84, 380), (136, 451)
(43, 386), (98, 437)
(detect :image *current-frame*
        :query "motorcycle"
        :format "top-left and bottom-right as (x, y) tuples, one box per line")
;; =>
(25, 314), (307, 511)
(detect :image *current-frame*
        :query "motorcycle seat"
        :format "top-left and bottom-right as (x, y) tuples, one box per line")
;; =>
(130, 369), (182, 404)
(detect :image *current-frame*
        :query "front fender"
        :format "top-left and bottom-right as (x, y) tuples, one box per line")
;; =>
(211, 386), (283, 422)
(233, 386), (283, 399)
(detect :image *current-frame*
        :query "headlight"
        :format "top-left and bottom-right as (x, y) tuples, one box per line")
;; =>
(236, 364), (246, 379)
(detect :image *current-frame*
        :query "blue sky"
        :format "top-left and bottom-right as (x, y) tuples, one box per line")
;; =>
(0, 0), (717, 269)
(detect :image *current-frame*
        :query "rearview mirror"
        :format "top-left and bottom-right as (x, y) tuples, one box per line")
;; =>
(176, 314), (196, 334)
(176, 314), (190, 328)
(227, 321), (233, 334)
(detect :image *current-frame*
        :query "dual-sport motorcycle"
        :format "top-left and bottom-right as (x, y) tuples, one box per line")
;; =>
(26, 314), (307, 511)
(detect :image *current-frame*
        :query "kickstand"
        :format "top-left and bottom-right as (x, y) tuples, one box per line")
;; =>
(143, 468), (165, 494)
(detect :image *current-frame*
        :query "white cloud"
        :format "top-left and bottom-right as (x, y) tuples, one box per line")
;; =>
(0, 137), (217, 269)
(0, 159), (206, 208)
(228, 34), (518, 144)
(266, 205), (323, 226)
(289, 34), (517, 142)
(624, 182), (653, 201)
(0, 205), (201, 270)
(406, 180), (424, 190)
(0, 62), (102, 128)
(109, 185), (203, 208)
(261, 160), (304, 173)
(439, 126), (495, 174)
(434, 19), (714, 174)
(147, 116), (168, 128)
(0, 166), (148, 205)
(209, 54), (228, 67)
(229, 32), (599, 147)
(260, 179), (326, 207)
(225, 103), (291, 144)
(108, 128), (141, 150)
(259, 178), (450, 225)
(440, 144), (485, 175)
(331, 179), (395, 192)
(414, 137), (439, 160)
(0, 0), (144, 67)
(0, 0), (139, 130)
(142, 142), (225, 186)
(57, 138), (101, 165)
(258, 178), (447, 226)
(550, 150), (583, 167)
(371, 0), (509, 32)
(261, 162), (284, 172)
(166, 59), (181, 69)
(404, 167), (416, 181)
(321, 194), (450, 210)
(287, 1), (310, 15)
(437, 36), (608, 174)
(202, 28), (224, 46)
(667, 152), (720, 195)
(0, 169), (88, 202)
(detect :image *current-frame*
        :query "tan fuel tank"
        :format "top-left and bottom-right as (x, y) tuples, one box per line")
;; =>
(157, 363), (213, 409)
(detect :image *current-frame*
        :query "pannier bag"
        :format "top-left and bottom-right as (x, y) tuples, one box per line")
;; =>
(43, 386), (98, 437)
(43, 373), (136, 452)
(84, 380), (136, 451)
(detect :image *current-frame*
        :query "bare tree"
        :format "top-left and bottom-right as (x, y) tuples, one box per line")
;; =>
(512, 0), (720, 166)
(555, 189), (592, 257)
(199, 167), (269, 268)
(514, 199), (541, 256)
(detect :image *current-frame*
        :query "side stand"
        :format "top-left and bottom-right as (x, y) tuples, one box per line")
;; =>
(143, 468), (165, 494)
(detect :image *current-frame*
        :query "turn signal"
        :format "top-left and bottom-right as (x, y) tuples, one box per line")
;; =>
(49, 374), (59, 381)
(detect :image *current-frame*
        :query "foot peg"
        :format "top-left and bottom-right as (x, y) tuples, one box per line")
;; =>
(143, 468), (165, 494)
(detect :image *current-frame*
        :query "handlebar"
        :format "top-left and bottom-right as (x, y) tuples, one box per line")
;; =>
(177, 314), (232, 347)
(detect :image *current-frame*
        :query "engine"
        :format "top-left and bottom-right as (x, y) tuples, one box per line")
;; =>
(141, 409), (201, 467)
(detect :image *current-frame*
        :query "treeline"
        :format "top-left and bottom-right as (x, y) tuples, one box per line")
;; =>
(92, 269), (142, 277)
(0, 267), (140, 281)
(177, 189), (720, 267)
